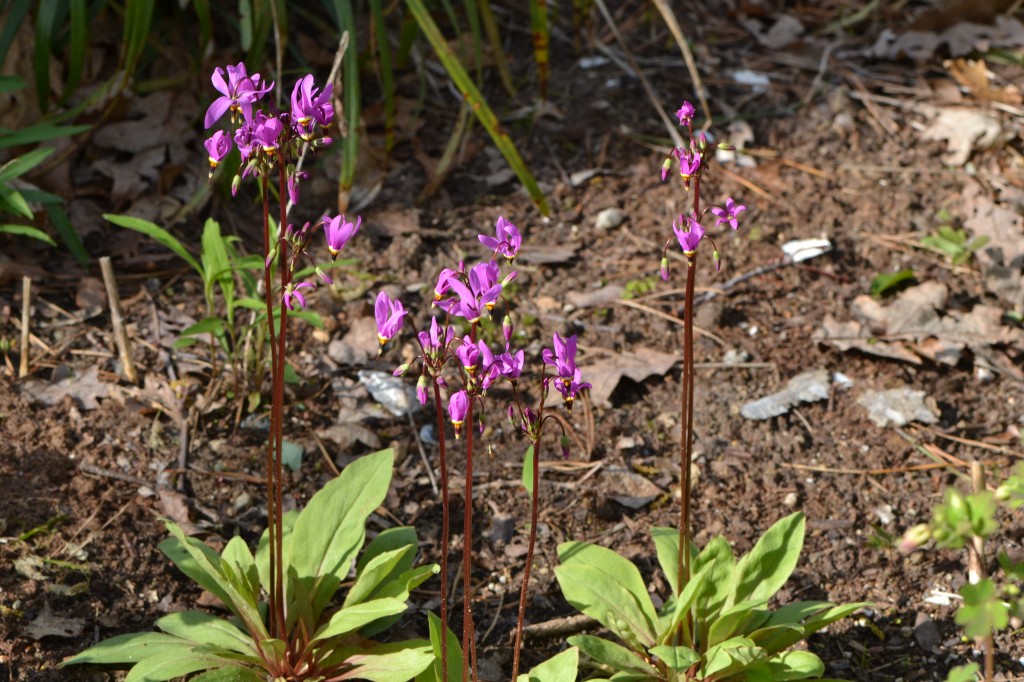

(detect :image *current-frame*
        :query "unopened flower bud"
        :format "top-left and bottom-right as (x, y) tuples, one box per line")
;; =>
(560, 435), (571, 460)
(502, 315), (513, 342)
(697, 131), (707, 151)
(315, 266), (332, 284)
(416, 374), (429, 405)
(661, 157), (672, 182)
(507, 404), (517, 427)
(231, 174), (242, 196)
(899, 524), (931, 553)
(392, 362), (411, 377)
(660, 256), (670, 281)
(265, 246), (277, 269)
(717, 142), (736, 151)
(713, 250), (721, 271)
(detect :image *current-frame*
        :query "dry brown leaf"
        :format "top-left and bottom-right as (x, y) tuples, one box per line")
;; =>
(24, 603), (85, 640)
(22, 364), (110, 410)
(919, 106), (1007, 166)
(583, 347), (680, 407)
(945, 58), (1023, 105)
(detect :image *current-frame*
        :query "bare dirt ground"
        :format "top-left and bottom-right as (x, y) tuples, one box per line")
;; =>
(2, 1), (1024, 680)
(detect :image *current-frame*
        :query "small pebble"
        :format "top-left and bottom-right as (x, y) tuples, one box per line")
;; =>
(595, 207), (626, 230)
(783, 492), (798, 507)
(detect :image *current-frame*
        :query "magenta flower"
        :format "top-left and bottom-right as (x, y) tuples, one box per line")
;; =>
(290, 74), (334, 138)
(479, 216), (522, 260)
(434, 267), (457, 300)
(553, 368), (591, 408)
(436, 261), (502, 322)
(675, 101), (695, 126)
(204, 130), (231, 169)
(417, 317), (452, 359)
(710, 198), (746, 230)
(204, 62), (272, 128)
(287, 170), (308, 205)
(283, 281), (314, 310)
(375, 291), (408, 348)
(496, 345), (525, 380)
(455, 336), (481, 374)
(323, 214), (361, 257)
(416, 374), (430, 405)
(254, 116), (284, 152)
(673, 213), (704, 255)
(679, 149), (701, 181)
(542, 332), (580, 379)
(449, 390), (470, 438)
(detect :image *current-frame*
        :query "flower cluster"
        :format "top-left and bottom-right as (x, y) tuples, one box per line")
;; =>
(202, 62), (358, 313)
(659, 100), (747, 277)
(375, 216), (588, 441)
(203, 62), (334, 190)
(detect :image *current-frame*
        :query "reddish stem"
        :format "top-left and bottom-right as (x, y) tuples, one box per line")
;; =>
(462, 397), (475, 682)
(510, 433), (541, 681)
(272, 159), (290, 639)
(432, 379), (451, 682)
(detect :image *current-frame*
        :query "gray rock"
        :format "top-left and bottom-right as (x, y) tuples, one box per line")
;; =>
(595, 207), (626, 230)
(857, 388), (938, 427)
(741, 369), (830, 420)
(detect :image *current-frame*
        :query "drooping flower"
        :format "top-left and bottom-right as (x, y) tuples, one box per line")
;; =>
(449, 390), (470, 438)
(287, 170), (308, 205)
(323, 214), (362, 257)
(417, 317), (452, 361)
(679, 149), (701, 181)
(290, 74), (334, 138)
(436, 261), (503, 322)
(496, 346), (525, 380)
(673, 213), (704, 256)
(283, 281), (314, 310)
(253, 115), (284, 152)
(434, 267), (457, 300)
(375, 291), (408, 349)
(675, 101), (695, 126)
(553, 367), (591, 409)
(416, 373), (430, 405)
(455, 336), (481, 374)
(542, 332), (580, 379)
(204, 62), (272, 128)
(710, 197), (746, 230)
(204, 130), (231, 171)
(479, 216), (522, 260)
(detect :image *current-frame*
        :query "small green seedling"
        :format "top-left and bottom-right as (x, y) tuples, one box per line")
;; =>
(920, 224), (989, 267)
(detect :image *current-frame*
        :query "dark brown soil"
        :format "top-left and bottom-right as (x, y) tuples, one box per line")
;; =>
(3, 2), (1024, 681)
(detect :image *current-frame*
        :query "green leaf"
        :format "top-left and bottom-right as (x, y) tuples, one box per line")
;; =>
(764, 650), (825, 680)
(701, 637), (766, 680)
(346, 545), (416, 607)
(650, 526), (681, 597)
(870, 269), (915, 298)
(289, 309), (325, 329)
(568, 635), (657, 677)
(956, 579), (1009, 640)
(0, 2), (32, 72)
(692, 535), (736, 645)
(405, 0), (549, 214)
(0, 224), (56, 245)
(45, 203), (89, 267)
(64, 0), (87, 101)
(658, 560), (715, 644)
(124, 648), (229, 682)
(220, 536), (260, 605)
(726, 512), (804, 610)
(312, 597), (409, 641)
(945, 663), (981, 682)
(517, 646), (578, 682)
(649, 645), (699, 673)
(201, 218), (234, 317)
(178, 317), (227, 340)
(122, 0), (156, 82)
(104, 214), (202, 277)
(755, 602), (867, 655)
(423, 611), (463, 682)
(290, 448), (395, 618)
(522, 444), (535, 494)
(707, 600), (769, 647)
(34, 0), (61, 113)
(341, 642), (435, 682)
(190, 667), (265, 682)
(0, 186), (33, 219)
(154, 611), (256, 656)
(0, 147), (54, 184)
(62, 632), (192, 666)
(555, 542), (659, 649)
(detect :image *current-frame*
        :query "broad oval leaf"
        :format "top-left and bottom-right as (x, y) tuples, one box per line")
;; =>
(555, 542), (659, 648)
(517, 646), (579, 682)
(567, 635), (657, 677)
(648, 644), (699, 673)
(336, 644), (435, 682)
(701, 637), (766, 680)
(61, 632), (191, 666)
(727, 512), (805, 610)
(155, 611), (255, 655)
(123, 648), (229, 682)
(312, 597), (408, 642)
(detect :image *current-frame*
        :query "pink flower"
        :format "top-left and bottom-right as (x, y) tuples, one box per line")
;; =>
(449, 390), (470, 438)
(204, 62), (272, 128)
(479, 216), (522, 260)
(323, 214), (361, 257)
(673, 213), (704, 255)
(283, 281), (314, 310)
(710, 198), (746, 230)
(204, 130), (231, 169)
(375, 291), (408, 348)
(675, 101), (695, 126)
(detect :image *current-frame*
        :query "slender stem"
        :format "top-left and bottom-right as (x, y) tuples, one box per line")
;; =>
(432, 379), (451, 682)
(273, 160), (290, 638)
(261, 176), (280, 640)
(511, 434), (542, 682)
(462, 397), (475, 682)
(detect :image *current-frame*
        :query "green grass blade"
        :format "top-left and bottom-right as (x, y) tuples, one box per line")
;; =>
(478, 0), (516, 97)
(0, 224), (57, 246)
(0, 0), (32, 68)
(461, 0), (484, 83)
(0, 123), (92, 149)
(122, 0), (156, 84)
(0, 147), (55, 184)
(63, 0), (87, 101)
(405, 0), (550, 214)
(529, 0), (550, 99)
(45, 203), (89, 268)
(104, 213), (202, 276)
(239, 0), (254, 51)
(369, 0), (396, 152)
(191, 0), (213, 57)
(0, 75), (26, 94)
(327, 0), (361, 203)
(33, 0), (63, 114)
